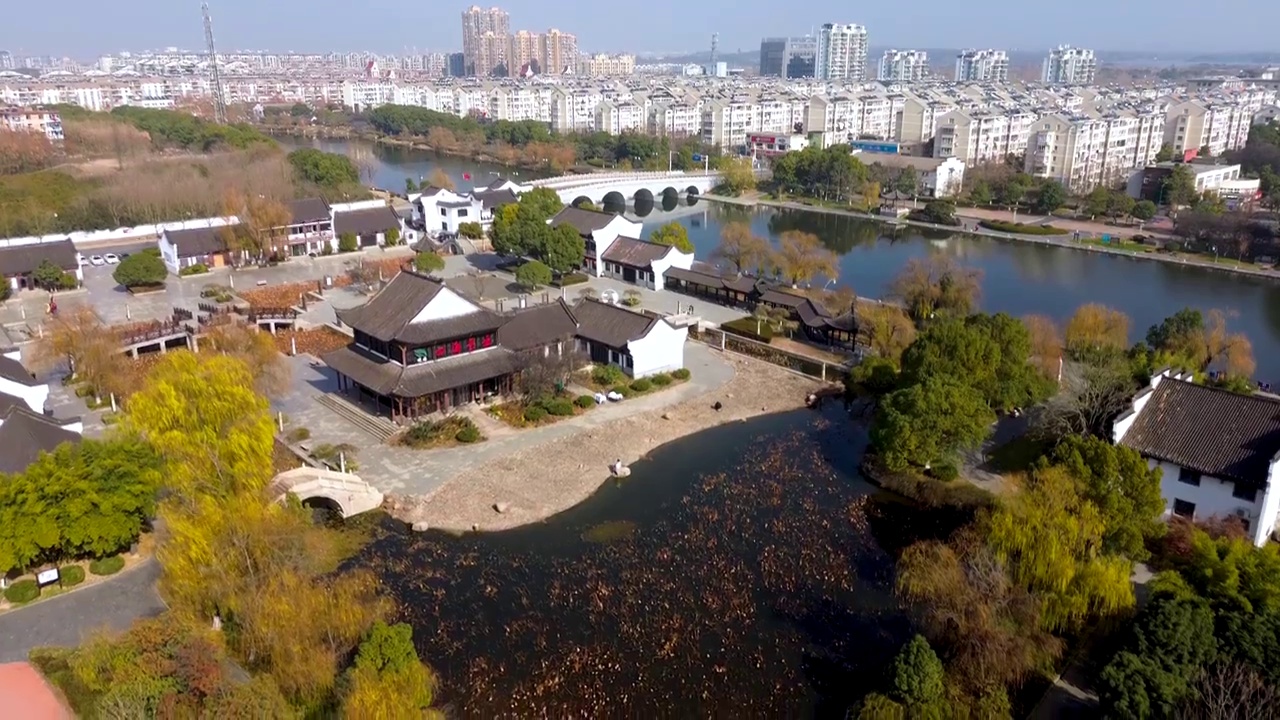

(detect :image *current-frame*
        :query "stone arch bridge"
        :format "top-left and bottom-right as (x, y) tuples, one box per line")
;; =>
(270, 466), (384, 519)
(526, 170), (723, 207)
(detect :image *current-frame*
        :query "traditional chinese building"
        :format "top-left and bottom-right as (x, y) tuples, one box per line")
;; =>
(324, 269), (688, 422)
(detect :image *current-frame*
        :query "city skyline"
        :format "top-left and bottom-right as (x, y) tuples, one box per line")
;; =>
(3, 0), (1280, 58)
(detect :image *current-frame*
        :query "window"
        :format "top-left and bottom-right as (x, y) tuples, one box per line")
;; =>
(1172, 499), (1196, 519)
(458, 209), (468, 217)
(1233, 484), (1259, 503)
(1178, 467), (1202, 486)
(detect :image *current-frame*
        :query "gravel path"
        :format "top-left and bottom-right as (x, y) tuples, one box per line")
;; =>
(392, 350), (824, 532)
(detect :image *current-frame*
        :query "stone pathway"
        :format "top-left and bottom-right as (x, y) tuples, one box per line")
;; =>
(273, 343), (735, 498)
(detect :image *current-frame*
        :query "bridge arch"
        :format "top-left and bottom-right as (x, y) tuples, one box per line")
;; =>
(634, 188), (654, 206)
(662, 187), (679, 202)
(601, 191), (627, 213)
(686, 185), (701, 197)
(270, 467), (383, 519)
(571, 195), (593, 208)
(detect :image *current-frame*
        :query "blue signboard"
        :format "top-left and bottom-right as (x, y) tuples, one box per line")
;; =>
(850, 140), (901, 155)
(691, 154), (704, 162)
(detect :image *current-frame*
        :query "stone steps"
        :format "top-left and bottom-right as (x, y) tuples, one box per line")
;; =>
(315, 393), (398, 442)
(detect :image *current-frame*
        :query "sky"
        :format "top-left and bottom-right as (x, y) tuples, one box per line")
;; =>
(2, 0), (1279, 58)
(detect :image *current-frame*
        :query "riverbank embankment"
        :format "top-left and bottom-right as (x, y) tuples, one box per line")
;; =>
(388, 351), (823, 533)
(702, 195), (1280, 282)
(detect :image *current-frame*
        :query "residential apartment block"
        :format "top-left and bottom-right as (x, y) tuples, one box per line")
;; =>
(954, 49), (1008, 83)
(759, 37), (817, 79)
(933, 109), (1035, 166)
(816, 23), (868, 82)
(1164, 98), (1258, 159)
(1042, 45), (1097, 85)
(579, 54), (637, 77)
(879, 50), (929, 83)
(1024, 110), (1164, 193)
(0, 106), (64, 141)
(461, 5), (510, 76)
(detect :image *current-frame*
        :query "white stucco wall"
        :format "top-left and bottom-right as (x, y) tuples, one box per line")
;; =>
(158, 236), (180, 273)
(626, 320), (687, 377)
(588, 216), (645, 277)
(1155, 459), (1266, 536)
(651, 248), (695, 291)
(1254, 459), (1280, 546)
(410, 286), (481, 323)
(0, 375), (49, 413)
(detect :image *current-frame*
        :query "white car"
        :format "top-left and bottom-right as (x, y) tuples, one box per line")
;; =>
(88, 255), (106, 266)
(103, 253), (120, 265)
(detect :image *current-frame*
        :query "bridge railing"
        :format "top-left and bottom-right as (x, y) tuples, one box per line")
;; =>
(530, 170), (720, 188)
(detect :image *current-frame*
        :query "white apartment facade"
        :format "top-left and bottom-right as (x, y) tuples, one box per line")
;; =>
(933, 109), (1034, 165)
(1025, 110), (1164, 193)
(954, 49), (1009, 82)
(0, 106), (63, 141)
(878, 50), (928, 82)
(1164, 99), (1255, 158)
(1042, 45), (1097, 85)
(816, 23), (868, 82)
(595, 101), (646, 135)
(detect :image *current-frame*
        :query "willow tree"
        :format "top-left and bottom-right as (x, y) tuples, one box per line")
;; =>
(857, 304), (917, 365)
(776, 230), (838, 287)
(30, 305), (130, 400)
(124, 351), (276, 499)
(984, 466), (1135, 631)
(1064, 303), (1130, 363)
(888, 255), (982, 324)
(711, 221), (771, 274)
(201, 323), (291, 399)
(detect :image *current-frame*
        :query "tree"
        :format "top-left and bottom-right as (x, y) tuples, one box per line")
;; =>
(428, 168), (454, 191)
(113, 251), (169, 288)
(1098, 594), (1218, 719)
(985, 466), (1136, 631)
(457, 221), (483, 239)
(995, 173), (1033, 208)
(0, 437), (162, 574)
(340, 621), (437, 718)
(712, 221), (771, 274)
(1036, 180), (1067, 214)
(871, 376), (995, 470)
(649, 221), (694, 253)
(1023, 314), (1063, 380)
(414, 251), (445, 274)
(900, 314), (1052, 411)
(776, 230), (838, 287)
(1163, 164), (1199, 208)
(968, 180), (992, 206)
(1064, 303), (1130, 363)
(32, 259), (66, 290)
(1145, 308), (1255, 378)
(514, 259), (553, 289)
(541, 223), (585, 272)
(1155, 143), (1174, 162)
(200, 323), (292, 399)
(1035, 357), (1138, 439)
(383, 227), (400, 246)
(1131, 199), (1158, 222)
(894, 167), (919, 198)
(1047, 435), (1165, 560)
(888, 256), (982, 324)
(219, 189), (291, 261)
(30, 306), (131, 400)
(718, 156), (756, 195)
(892, 635), (946, 707)
(857, 304), (917, 364)
(1109, 191), (1136, 221)
(124, 352), (276, 499)
(1084, 186), (1112, 217)
(287, 148), (360, 189)
(338, 233), (358, 253)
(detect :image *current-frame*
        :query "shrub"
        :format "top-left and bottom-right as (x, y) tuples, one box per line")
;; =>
(89, 555), (125, 576)
(402, 416), (478, 447)
(672, 368), (691, 380)
(515, 260), (553, 289)
(455, 425), (481, 443)
(592, 364), (625, 387)
(458, 221), (484, 239)
(611, 384), (634, 398)
(113, 251), (168, 288)
(60, 565), (86, 587)
(544, 398), (575, 416)
(338, 233), (358, 252)
(650, 373), (672, 386)
(4, 579), (39, 604)
(414, 251), (445, 274)
(179, 263), (208, 276)
(523, 405), (548, 423)
(57, 272), (79, 290)
(575, 394), (596, 409)
(722, 317), (774, 342)
(930, 462), (960, 482)
(978, 220), (1069, 236)
(551, 272), (590, 287)
(630, 378), (652, 393)
(285, 427), (311, 443)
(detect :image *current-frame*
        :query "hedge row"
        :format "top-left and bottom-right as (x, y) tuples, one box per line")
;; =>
(978, 220), (1069, 236)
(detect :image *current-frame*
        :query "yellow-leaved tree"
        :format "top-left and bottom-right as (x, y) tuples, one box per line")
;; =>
(125, 350), (276, 499)
(983, 466), (1135, 631)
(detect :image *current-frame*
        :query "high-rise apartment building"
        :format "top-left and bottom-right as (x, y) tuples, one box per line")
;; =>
(1042, 45), (1097, 85)
(539, 29), (577, 75)
(954, 49), (1008, 82)
(509, 30), (540, 74)
(0, 51), (12, 71)
(759, 36), (816, 78)
(878, 50), (928, 82)
(461, 5), (510, 76)
(816, 23), (868, 82)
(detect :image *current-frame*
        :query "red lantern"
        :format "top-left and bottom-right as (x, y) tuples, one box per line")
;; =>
(435, 346), (446, 357)
(452, 341), (462, 354)
(467, 337), (476, 351)
(482, 335), (493, 347)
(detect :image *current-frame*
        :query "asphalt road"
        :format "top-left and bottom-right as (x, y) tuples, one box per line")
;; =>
(0, 559), (166, 662)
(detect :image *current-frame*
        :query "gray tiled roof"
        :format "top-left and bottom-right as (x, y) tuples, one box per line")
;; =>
(323, 344), (518, 398)
(549, 206), (618, 236)
(0, 239), (79, 276)
(600, 237), (673, 268)
(164, 225), (234, 257)
(497, 300), (579, 351)
(335, 271), (505, 344)
(333, 206), (401, 237)
(288, 197), (330, 224)
(1121, 378), (1280, 487)
(0, 354), (38, 386)
(571, 298), (659, 349)
(0, 406), (81, 474)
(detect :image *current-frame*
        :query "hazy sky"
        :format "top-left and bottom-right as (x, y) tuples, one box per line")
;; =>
(3, 0), (1278, 57)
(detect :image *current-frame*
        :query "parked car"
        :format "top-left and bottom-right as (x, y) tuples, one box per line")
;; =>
(89, 255), (106, 266)
(103, 253), (120, 264)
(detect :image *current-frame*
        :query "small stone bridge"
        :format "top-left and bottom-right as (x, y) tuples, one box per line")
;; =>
(526, 170), (723, 206)
(270, 466), (384, 519)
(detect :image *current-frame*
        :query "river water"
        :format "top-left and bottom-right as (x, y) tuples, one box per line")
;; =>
(352, 406), (968, 717)
(290, 138), (1280, 381)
